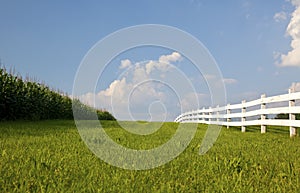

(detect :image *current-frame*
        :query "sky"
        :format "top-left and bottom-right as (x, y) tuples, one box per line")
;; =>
(1, 0), (300, 121)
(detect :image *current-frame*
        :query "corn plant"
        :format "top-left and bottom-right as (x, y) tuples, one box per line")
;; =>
(0, 67), (115, 121)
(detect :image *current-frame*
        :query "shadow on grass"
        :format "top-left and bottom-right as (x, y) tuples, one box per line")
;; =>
(228, 125), (290, 135)
(266, 126), (290, 135)
(229, 126), (261, 133)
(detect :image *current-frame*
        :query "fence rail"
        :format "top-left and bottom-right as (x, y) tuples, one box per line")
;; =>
(174, 89), (300, 137)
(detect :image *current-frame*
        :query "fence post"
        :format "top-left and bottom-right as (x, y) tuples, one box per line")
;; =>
(227, 104), (231, 129)
(241, 100), (246, 132)
(216, 105), (220, 124)
(202, 107), (205, 123)
(209, 107), (212, 124)
(289, 88), (296, 137)
(191, 110), (195, 122)
(196, 109), (200, 122)
(261, 94), (266, 133)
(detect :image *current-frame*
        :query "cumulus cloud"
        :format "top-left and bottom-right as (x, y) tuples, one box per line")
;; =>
(99, 78), (129, 97)
(77, 52), (192, 121)
(274, 11), (287, 22)
(145, 52), (182, 75)
(158, 52), (182, 64)
(145, 60), (159, 75)
(76, 92), (96, 108)
(277, 0), (300, 67)
(290, 82), (300, 91)
(119, 59), (132, 69)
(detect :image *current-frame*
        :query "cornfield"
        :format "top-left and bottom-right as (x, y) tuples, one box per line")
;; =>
(0, 67), (115, 121)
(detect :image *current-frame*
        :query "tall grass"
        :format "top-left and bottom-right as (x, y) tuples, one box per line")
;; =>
(0, 121), (299, 192)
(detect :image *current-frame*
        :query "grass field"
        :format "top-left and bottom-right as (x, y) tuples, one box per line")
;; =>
(1, 121), (300, 192)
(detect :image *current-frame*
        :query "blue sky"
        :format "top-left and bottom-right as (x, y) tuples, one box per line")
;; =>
(1, 0), (300, 121)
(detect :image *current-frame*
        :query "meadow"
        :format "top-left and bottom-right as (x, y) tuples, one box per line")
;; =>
(1, 120), (300, 192)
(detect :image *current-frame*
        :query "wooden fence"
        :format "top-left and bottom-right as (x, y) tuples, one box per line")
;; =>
(174, 89), (300, 137)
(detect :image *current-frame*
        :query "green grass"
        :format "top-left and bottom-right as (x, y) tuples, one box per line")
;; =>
(1, 120), (300, 192)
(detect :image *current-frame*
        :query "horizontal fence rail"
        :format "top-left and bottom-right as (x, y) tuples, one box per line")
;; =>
(174, 89), (300, 137)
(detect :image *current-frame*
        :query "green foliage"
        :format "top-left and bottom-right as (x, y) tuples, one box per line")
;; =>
(1, 121), (300, 192)
(97, 110), (116, 121)
(0, 67), (115, 121)
(275, 113), (300, 120)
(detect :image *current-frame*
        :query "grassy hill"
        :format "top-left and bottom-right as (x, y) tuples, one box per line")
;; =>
(1, 120), (299, 192)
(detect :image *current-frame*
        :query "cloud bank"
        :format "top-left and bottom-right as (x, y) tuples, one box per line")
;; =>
(277, 0), (300, 67)
(77, 52), (207, 121)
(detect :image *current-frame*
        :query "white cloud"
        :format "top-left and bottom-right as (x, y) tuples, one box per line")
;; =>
(145, 52), (181, 75)
(98, 78), (129, 97)
(290, 82), (300, 91)
(132, 64), (148, 83)
(277, 1), (300, 67)
(119, 59), (132, 69)
(223, 78), (237, 84)
(76, 52), (192, 121)
(145, 60), (158, 74)
(76, 92), (96, 108)
(158, 52), (182, 64)
(274, 11), (287, 22)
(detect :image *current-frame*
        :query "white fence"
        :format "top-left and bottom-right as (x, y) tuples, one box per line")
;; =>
(174, 89), (300, 137)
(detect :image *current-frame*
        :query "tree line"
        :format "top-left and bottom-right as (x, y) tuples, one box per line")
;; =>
(275, 113), (300, 120)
